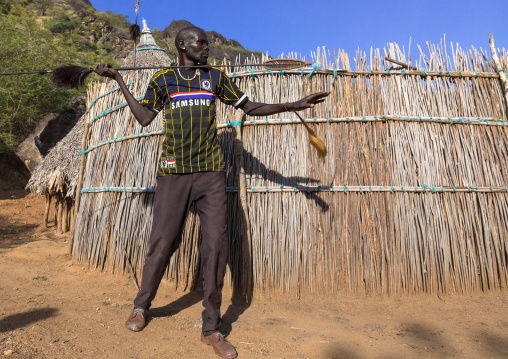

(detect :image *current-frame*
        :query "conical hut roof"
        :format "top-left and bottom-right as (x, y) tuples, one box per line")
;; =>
(27, 20), (174, 199)
(122, 18), (173, 67)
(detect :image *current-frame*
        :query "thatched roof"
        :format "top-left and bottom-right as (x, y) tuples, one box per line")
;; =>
(27, 21), (174, 199)
(26, 114), (85, 197)
(122, 18), (173, 68)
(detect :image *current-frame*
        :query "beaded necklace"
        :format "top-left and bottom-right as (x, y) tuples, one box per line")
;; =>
(177, 67), (200, 81)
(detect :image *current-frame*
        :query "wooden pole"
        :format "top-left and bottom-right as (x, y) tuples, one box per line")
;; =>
(61, 198), (69, 233)
(234, 114), (252, 303)
(56, 195), (63, 235)
(489, 33), (508, 117)
(43, 194), (51, 229)
(69, 109), (91, 252)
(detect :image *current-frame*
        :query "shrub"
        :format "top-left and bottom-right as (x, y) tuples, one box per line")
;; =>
(47, 13), (81, 33)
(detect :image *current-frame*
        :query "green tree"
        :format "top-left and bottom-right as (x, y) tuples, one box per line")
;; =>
(45, 13), (81, 33)
(0, 14), (81, 152)
(33, 0), (52, 16)
(0, 0), (12, 14)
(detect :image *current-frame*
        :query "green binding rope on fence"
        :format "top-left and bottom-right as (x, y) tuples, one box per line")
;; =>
(248, 67), (255, 79)
(81, 186), (156, 194)
(224, 68), (504, 79)
(219, 115), (507, 128)
(89, 96), (143, 124)
(227, 121), (243, 127)
(308, 62), (321, 78)
(132, 46), (166, 54)
(78, 129), (163, 155)
(85, 81), (136, 114)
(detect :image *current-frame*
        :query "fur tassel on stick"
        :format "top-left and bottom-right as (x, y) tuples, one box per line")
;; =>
(293, 111), (327, 159)
(129, 24), (141, 41)
(51, 65), (93, 89)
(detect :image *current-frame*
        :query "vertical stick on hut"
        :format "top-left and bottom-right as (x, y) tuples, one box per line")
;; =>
(61, 198), (68, 233)
(131, 0), (141, 67)
(43, 194), (51, 229)
(56, 195), (63, 235)
(489, 33), (508, 116)
(234, 114), (252, 302)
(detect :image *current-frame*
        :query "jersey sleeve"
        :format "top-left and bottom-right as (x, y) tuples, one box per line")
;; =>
(216, 70), (249, 108)
(141, 75), (165, 113)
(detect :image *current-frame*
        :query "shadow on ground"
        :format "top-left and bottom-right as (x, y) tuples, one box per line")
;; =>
(0, 214), (39, 250)
(0, 308), (59, 333)
(149, 290), (203, 319)
(323, 344), (361, 359)
(476, 330), (508, 358)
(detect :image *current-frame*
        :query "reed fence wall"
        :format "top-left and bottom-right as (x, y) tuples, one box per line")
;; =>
(72, 41), (508, 297)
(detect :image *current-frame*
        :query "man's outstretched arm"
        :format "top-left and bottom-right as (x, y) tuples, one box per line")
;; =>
(94, 64), (157, 127)
(240, 92), (330, 116)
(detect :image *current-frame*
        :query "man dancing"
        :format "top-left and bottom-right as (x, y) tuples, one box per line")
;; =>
(94, 26), (329, 359)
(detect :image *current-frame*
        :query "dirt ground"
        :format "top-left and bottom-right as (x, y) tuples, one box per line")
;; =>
(1, 176), (508, 359)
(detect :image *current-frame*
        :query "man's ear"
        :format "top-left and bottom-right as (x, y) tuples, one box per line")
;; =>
(178, 39), (185, 51)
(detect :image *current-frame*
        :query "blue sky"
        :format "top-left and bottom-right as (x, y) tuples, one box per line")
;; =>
(92, 0), (507, 64)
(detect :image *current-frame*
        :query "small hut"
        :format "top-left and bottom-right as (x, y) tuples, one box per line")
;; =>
(26, 114), (84, 233)
(71, 32), (508, 297)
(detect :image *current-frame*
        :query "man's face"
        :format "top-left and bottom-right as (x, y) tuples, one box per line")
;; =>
(183, 29), (209, 65)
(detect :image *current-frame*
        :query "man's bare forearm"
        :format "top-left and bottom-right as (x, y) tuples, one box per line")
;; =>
(241, 101), (288, 116)
(114, 74), (156, 126)
(241, 92), (329, 117)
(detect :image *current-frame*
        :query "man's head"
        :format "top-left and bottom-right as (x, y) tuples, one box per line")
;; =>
(175, 27), (209, 65)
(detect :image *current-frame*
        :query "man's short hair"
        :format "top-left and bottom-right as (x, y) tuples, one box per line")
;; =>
(175, 26), (205, 49)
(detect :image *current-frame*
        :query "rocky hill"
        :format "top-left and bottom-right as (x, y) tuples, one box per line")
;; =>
(11, 0), (262, 65)
(154, 19), (262, 63)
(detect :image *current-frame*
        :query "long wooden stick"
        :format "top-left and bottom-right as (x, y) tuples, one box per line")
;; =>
(384, 56), (418, 70)
(489, 33), (508, 116)
(0, 60), (313, 76)
(43, 194), (51, 229)
(234, 114), (252, 303)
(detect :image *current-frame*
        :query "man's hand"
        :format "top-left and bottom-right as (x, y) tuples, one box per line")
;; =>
(286, 92), (331, 111)
(241, 91), (331, 117)
(94, 63), (120, 81)
(92, 63), (156, 127)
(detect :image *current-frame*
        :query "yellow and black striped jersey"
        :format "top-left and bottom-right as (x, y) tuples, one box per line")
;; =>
(141, 67), (248, 175)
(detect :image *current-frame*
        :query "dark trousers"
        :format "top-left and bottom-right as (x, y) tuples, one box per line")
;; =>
(133, 172), (228, 335)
